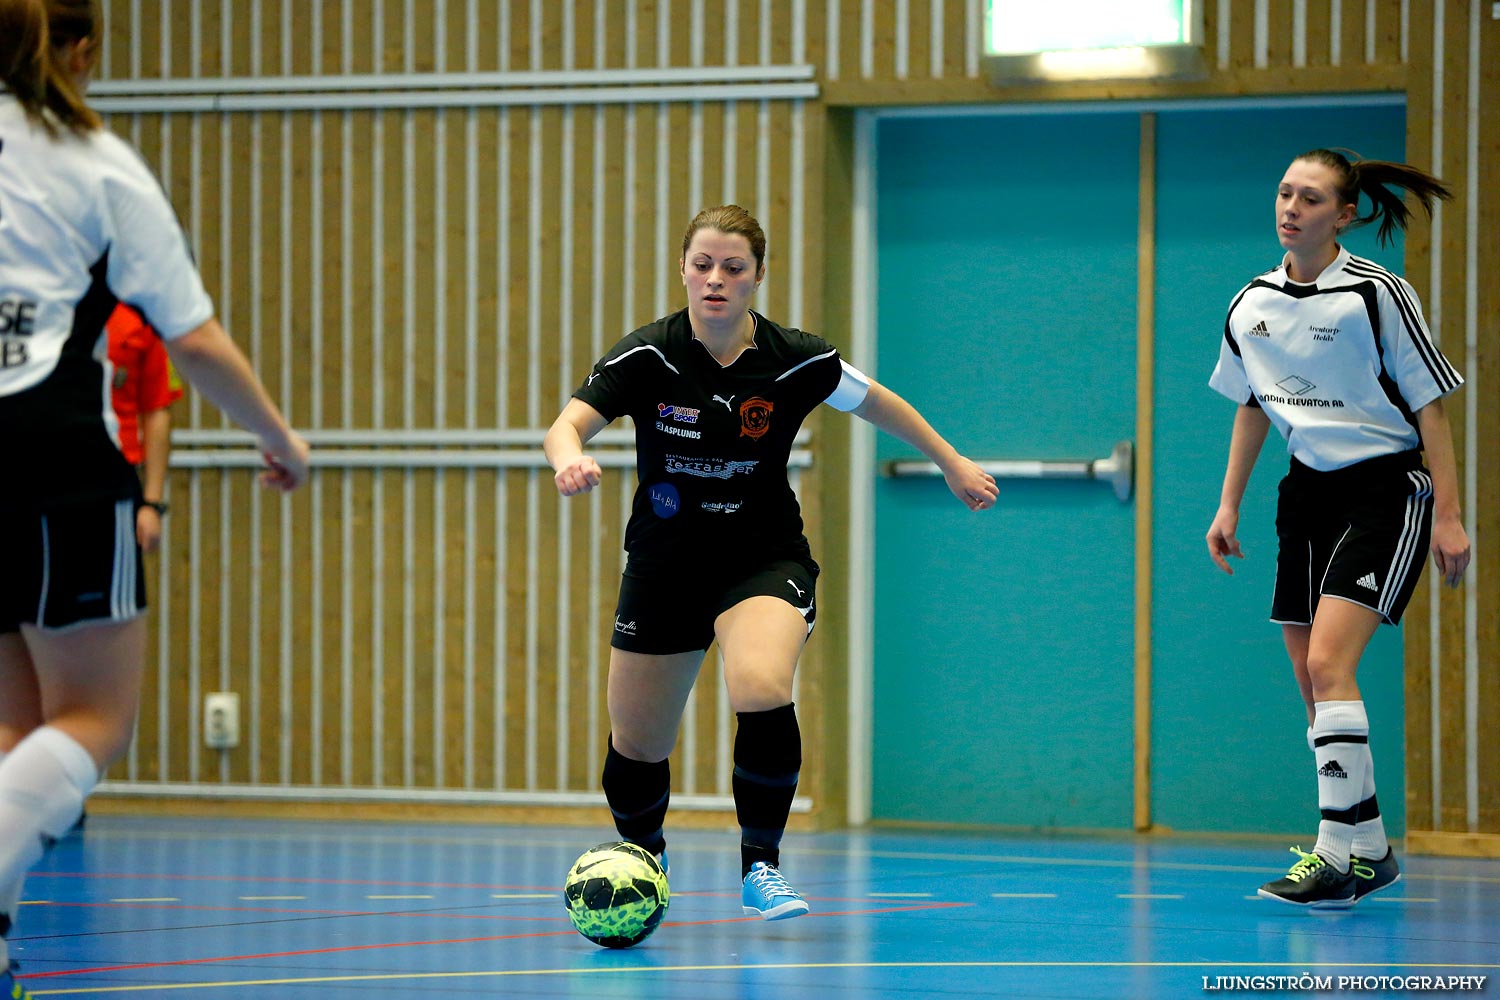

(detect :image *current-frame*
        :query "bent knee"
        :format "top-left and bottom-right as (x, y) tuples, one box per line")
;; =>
(609, 731), (675, 764)
(1305, 652), (1357, 694)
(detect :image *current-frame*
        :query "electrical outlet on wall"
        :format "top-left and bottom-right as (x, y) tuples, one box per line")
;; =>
(204, 692), (240, 749)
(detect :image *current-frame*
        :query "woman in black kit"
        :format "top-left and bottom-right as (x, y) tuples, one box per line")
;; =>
(544, 205), (995, 921)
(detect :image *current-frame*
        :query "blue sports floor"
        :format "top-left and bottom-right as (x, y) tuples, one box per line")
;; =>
(8, 816), (1498, 998)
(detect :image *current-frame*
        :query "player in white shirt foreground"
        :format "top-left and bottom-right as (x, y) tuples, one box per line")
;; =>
(1205, 149), (1469, 908)
(0, 3), (308, 993)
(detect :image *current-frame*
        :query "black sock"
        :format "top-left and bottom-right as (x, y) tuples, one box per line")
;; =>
(602, 738), (669, 857)
(733, 703), (801, 877)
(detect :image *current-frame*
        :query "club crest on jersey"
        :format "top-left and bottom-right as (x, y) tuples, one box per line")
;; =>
(738, 397), (773, 440)
(113, 367), (129, 389)
(657, 402), (700, 424)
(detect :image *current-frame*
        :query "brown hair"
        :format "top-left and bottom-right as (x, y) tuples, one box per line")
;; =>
(0, 0), (100, 134)
(1295, 148), (1452, 248)
(680, 205), (767, 272)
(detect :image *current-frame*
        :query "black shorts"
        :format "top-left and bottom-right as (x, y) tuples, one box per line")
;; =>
(611, 555), (819, 655)
(1272, 450), (1433, 626)
(0, 498), (147, 633)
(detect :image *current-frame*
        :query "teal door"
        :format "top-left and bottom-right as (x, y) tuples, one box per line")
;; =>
(870, 100), (1407, 834)
(1150, 101), (1408, 836)
(872, 112), (1141, 828)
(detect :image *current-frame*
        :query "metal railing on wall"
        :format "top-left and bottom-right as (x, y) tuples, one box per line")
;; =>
(87, 65), (820, 113)
(102, 430), (812, 813)
(883, 440), (1134, 502)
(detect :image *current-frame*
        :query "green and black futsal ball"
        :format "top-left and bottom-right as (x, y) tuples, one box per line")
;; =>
(562, 841), (670, 948)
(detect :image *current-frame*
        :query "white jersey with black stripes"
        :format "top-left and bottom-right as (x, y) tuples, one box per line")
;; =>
(0, 94), (213, 510)
(1209, 246), (1463, 471)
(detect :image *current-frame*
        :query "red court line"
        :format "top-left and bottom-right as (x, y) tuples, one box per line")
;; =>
(24, 902), (374, 917)
(31, 871), (547, 892)
(26, 901), (968, 980)
(26, 901), (565, 922)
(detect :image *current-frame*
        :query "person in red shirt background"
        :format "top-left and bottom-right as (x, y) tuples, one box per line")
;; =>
(107, 303), (183, 553)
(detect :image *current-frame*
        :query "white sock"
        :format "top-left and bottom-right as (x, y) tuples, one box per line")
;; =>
(1350, 742), (1388, 860)
(1311, 701), (1369, 873)
(0, 726), (99, 964)
(1311, 721), (1387, 860)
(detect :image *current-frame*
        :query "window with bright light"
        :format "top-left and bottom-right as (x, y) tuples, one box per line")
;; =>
(986, 0), (1194, 56)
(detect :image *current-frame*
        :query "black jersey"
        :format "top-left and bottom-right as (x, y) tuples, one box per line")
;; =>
(1, 95), (213, 512)
(574, 308), (844, 573)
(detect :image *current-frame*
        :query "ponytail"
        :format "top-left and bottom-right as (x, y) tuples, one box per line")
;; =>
(0, 0), (100, 135)
(1349, 159), (1452, 247)
(1296, 148), (1452, 248)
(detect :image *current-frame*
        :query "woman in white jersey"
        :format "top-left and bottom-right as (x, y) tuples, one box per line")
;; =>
(545, 205), (996, 921)
(1205, 149), (1469, 909)
(0, 3), (308, 992)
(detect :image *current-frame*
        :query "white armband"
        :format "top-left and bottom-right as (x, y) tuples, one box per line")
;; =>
(824, 360), (872, 412)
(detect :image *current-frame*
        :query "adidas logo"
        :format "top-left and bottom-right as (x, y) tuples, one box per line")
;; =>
(1356, 573), (1378, 591)
(1247, 320), (1271, 338)
(1319, 760), (1349, 779)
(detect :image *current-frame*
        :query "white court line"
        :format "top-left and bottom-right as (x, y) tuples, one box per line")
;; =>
(365, 894), (433, 900)
(991, 893), (1057, 899)
(491, 893), (556, 900)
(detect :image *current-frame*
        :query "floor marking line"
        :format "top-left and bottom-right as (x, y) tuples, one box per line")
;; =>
(1116, 893), (1185, 899)
(795, 849), (1500, 884)
(31, 870), (548, 891)
(364, 894), (433, 900)
(27, 960), (1500, 996)
(28, 903), (968, 980)
(490, 893), (556, 899)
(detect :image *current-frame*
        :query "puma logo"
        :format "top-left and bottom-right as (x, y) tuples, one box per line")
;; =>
(586, 372), (600, 386)
(787, 579), (805, 598)
(712, 394), (736, 411)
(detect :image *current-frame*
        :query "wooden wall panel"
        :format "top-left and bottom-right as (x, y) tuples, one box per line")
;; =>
(1230, 0), (1258, 69)
(1305, 1), (1331, 66)
(1267, 0), (1295, 66)
(1477, 1), (1500, 838)
(1436, 0), (1471, 835)
(1341, 0), (1369, 65)
(1400, 0), (1437, 835)
(1373, 0), (1405, 63)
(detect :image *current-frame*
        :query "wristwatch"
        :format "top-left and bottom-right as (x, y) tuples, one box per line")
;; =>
(142, 500), (169, 515)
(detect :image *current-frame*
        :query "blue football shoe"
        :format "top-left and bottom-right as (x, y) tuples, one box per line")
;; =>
(741, 861), (809, 920)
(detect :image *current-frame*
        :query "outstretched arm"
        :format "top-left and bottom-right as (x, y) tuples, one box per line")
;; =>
(1416, 398), (1470, 588)
(545, 398), (610, 496)
(1205, 402), (1271, 574)
(850, 380), (997, 511)
(163, 318), (308, 491)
